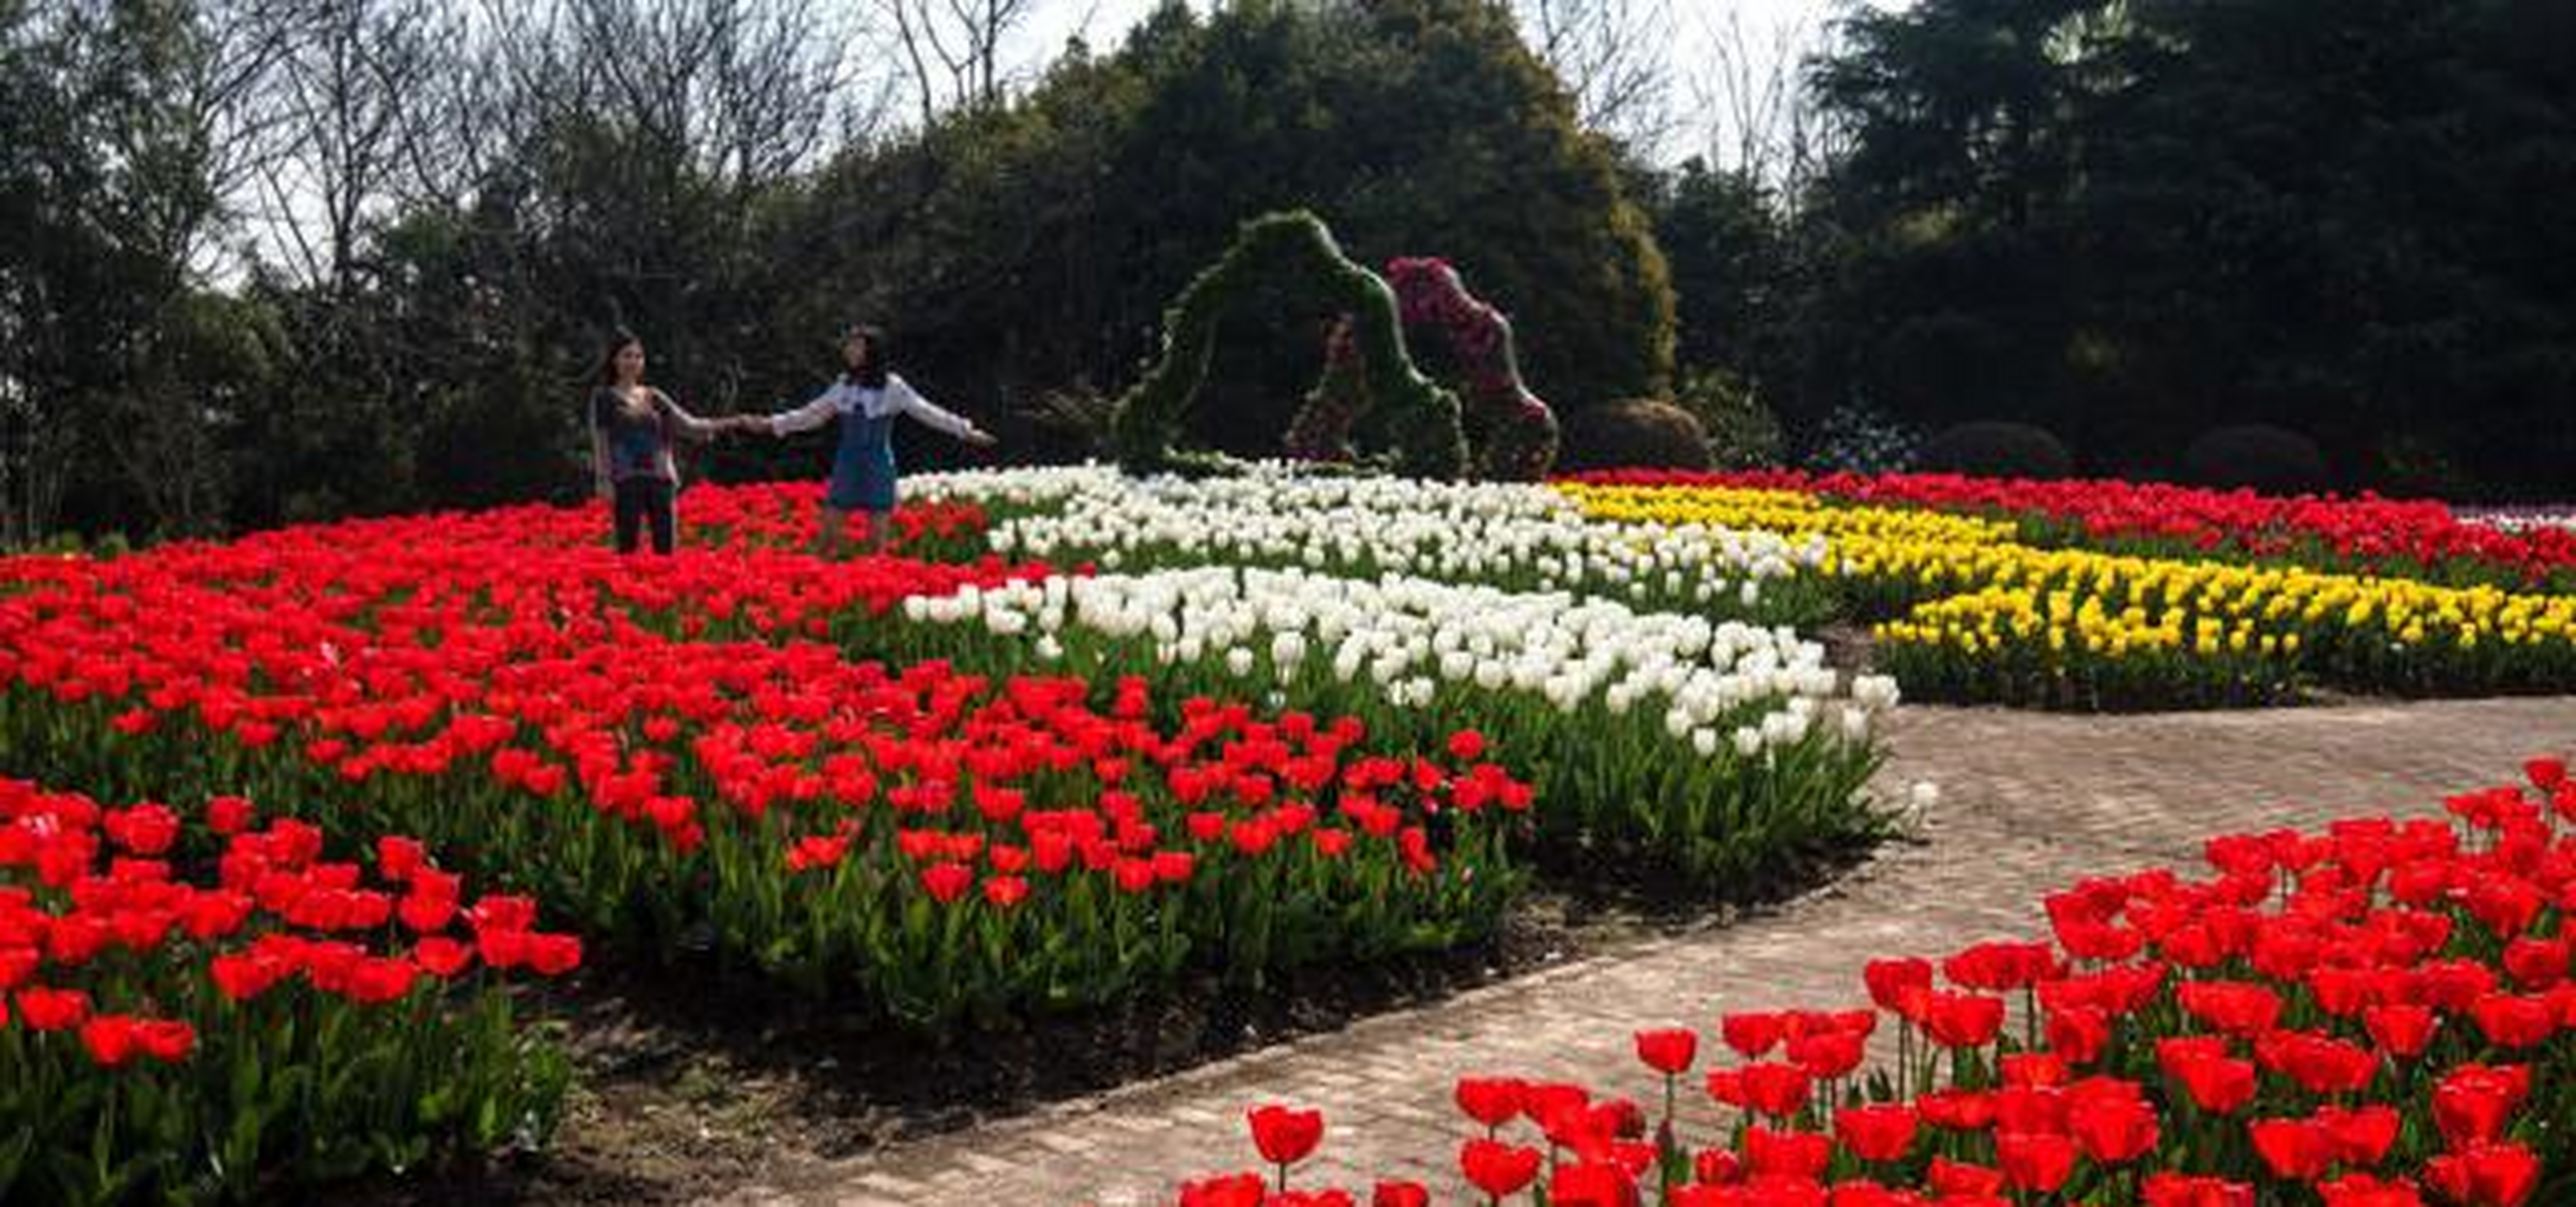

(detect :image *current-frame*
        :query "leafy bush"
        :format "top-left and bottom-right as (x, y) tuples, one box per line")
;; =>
(1919, 421), (2075, 480)
(1556, 400), (1712, 471)
(1672, 370), (1784, 470)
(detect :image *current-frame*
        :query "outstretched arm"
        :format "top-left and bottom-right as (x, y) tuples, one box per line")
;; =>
(891, 375), (997, 445)
(756, 384), (843, 437)
(656, 390), (730, 442)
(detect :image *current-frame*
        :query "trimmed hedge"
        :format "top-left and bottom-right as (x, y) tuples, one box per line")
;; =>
(1555, 399), (1712, 471)
(1919, 421), (2074, 480)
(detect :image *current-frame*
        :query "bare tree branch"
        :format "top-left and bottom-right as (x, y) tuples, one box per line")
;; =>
(1680, 4), (1845, 198)
(1510, 0), (1677, 152)
(873, 0), (1039, 126)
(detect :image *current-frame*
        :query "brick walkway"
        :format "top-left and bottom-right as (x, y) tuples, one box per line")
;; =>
(728, 696), (2576, 1206)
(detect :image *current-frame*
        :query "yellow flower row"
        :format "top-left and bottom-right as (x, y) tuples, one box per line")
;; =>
(1564, 484), (2017, 557)
(1554, 482), (2576, 694)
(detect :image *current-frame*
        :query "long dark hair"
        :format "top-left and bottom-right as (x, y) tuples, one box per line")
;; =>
(840, 323), (890, 389)
(596, 327), (644, 388)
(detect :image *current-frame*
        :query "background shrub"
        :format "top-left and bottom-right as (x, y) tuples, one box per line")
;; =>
(1556, 399), (1712, 471)
(1918, 421), (2075, 480)
(2183, 424), (2330, 495)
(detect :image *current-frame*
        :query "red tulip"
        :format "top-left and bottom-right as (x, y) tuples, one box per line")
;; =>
(1787, 1029), (1865, 1080)
(2433, 1066), (2526, 1148)
(1722, 1011), (1787, 1058)
(2143, 1173), (2257, 1207)
(15, 986), (91, 1032)
(1635, 1028), (1698, 1075)
(1692, 1147), (1741, 1185)
(2067, 1090), (2159, 1165)
(2317, 1105), (2401, 1166)
(1920, 991), (2005, 1049)
(206, 795), (256, 835)
(1990, 1083), (2066, 1135)
(1547, 1161), (1638, 1207)
(1944, 940), (2058, 991)
(414, 936), (474, 978)
(2250, 1117), (2334, 1182)
(1458, 1138), (1541, 1199)
(1834, 1103), (1918, 1163)
(1865, 958), (1934, 1014)
(2501, 936), (2568, 990)
(1998, 1052), (2069, 1089)
(132, 1017), (194, 1063)
(79, 1014), (141, 1066)
(1926, 1157), (2005, 1197)
(1745, 1126), (1830, 1180)
(2178, 980), (2284, 1035)
(2365, 1003), (2440, 1058)
(1995, 1133), (2078, 1193)
(1247, 1104), (1324, 1168)
(1914, 1088), (1997, 1132)
(2468, 992), (2558, 1050)
(1453, 1077), (1523, 1130)
(981, 875), (1029, 909)
(1738, 1062), (1812, 1119)
(1370, 1181), (1427, 1207)
(2259, 1030), (2380, 1096)
(2524, 757), (2567, 793)
(2426, 1142), (2539, 1207)
(1178, 1172), (1267, 1207)
(920, 861), (973, 903)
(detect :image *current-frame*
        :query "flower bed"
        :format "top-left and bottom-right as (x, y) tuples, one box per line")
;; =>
(887, 566), (1894, 880)
(911, 465), (1836, 627)
(0, 514), (1554, 1030)
(1571, 470), (2576, 594)
(1174, 757), (2576, 1206)
(0, 775), (575, 1204)
(1559, 481), (2576, 709)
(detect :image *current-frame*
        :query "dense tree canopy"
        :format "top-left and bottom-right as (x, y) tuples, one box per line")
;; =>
(1764, 0), (2576, 497)
(5, 0), (2572, 544)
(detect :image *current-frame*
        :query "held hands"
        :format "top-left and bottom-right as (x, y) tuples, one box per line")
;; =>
(723, 415), (771, 437)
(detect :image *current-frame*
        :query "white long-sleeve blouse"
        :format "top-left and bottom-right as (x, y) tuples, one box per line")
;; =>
(764, 373), (978, 439)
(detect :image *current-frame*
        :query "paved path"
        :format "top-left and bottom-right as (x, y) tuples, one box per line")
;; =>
(734, 696), (2576, 1206)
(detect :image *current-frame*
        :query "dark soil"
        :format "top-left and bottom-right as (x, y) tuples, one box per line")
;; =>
(314, 866), (1805, 1207)
(1819, 621), (1880, 676)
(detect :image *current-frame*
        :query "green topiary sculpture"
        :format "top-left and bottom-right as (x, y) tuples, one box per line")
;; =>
(1288, 257), (1560, 481)
(1110, 211), (1467, 479)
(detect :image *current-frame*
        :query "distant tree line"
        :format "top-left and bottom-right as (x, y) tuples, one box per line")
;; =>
(3, 0), (2567, 542)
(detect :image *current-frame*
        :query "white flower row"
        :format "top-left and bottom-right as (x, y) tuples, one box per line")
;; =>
(906, 463), (1826, 611)
(902, 564), (1898, 760)
(2455, 507), (2576, 536)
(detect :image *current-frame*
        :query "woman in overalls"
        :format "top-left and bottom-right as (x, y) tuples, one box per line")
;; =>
(740, 324), (996, 554)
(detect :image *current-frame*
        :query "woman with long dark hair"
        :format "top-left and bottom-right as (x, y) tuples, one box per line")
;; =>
(735, 323), (996, 554)
(588, 330), (736, 554)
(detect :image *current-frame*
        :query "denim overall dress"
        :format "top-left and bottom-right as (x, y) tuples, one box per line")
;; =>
(826, 389), (900, 512)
